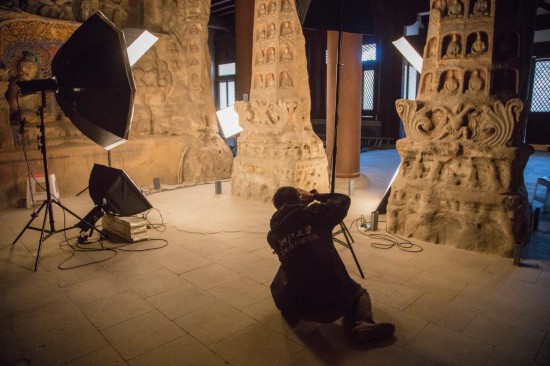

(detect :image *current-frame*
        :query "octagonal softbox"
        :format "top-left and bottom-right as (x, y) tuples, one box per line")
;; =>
(89, 164), (152, 216)
(52, 11), (135, 150)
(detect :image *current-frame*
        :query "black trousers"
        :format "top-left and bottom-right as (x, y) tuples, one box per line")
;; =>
(346, 287), (374, 324)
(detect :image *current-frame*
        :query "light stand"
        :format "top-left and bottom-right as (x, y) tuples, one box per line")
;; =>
(13, 86), (99, 271)
(297, 0), (374, 278)
(11, 12), (156, 271)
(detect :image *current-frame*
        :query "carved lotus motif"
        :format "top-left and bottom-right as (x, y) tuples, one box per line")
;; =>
(396, 98), (524, 147)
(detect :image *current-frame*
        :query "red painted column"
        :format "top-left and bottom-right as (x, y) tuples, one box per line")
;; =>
(235, 0), (255, 100)
(326, 31), (362, 179)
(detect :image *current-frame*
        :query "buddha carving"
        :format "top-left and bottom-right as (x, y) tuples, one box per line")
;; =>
(7, 52), (40, 124)
(471, 32), (487, 55)
(254, 74), (264, 89)
(281, 0), (292, 12)
(433, 0), (447, 14)
(257, 26), (266, 41)
(256, 49), (265, 65)
(472, 0), (490, 16)
(268, 0), (277, 14)
(280, 45), (293, 62)
(281, 21), (292, 37)
(280, 71), (293, 89)
(266, 47), (276, 64)
(258, 3), (267, 16)
(266, 73), (275, 88)
(443, 70), (459, 95)
(468, 70), (484, 92)
(446, 0), (463, 19)
(267, 23), (276, 39)
(444, 34), (461, 58)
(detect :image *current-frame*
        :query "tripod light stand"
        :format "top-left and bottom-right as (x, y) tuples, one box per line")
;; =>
(297, 0), (375, 279)
(12, 12), (154, 271)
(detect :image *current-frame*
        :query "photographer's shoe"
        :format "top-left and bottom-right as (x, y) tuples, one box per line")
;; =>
(352, 321), (395, 344)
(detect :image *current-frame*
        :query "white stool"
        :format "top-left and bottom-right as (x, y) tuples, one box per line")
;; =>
(26, 173), (59, 209)
(532, 176), (550, 213)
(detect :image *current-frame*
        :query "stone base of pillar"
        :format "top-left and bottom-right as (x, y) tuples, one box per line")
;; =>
(333, 174), (370, 195)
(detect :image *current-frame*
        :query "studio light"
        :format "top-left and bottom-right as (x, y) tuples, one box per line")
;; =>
(18, 12), (158, 150)
(124, 29), (159, 67)
(392, 36), (424, 73)
(13, 11), (157, 271)
(89, 163), (152, 217)
(216, 105), (243, 139)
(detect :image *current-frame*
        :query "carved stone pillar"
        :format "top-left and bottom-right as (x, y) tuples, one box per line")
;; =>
(326, 31), (362, 179)
(387, 0), (535, 257)
(231, 0), (330, 202)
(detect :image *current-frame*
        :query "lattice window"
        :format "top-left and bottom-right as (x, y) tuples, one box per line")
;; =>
(218, 80), (235, 110)
(219, 82), (228, 110)
(363, 70), (375, 110)
(531, 60), (550, 112)
(404, 63), (417, 100)
(362, 44), (377, 61)
(218, 62), (236, 77)
(217, 62), (236, 110)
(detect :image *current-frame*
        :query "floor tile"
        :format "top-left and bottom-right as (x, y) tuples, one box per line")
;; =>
(406, 323), (493, 365)
(463, 313), (545, 360)
(128, 335), (226, 365)
(210, 322), (303, 366)
(100, 310), (185, 360)
(80, 291), (154, 329)
(175, 303), (256, 345)
(146, 282), (217, 319)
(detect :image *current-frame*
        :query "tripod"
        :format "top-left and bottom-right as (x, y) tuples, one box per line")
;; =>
(329, 0), (364, 279)
(13, 89), (96, 271)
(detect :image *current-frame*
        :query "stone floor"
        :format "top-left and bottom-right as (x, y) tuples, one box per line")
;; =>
(0, 150), (549, 366)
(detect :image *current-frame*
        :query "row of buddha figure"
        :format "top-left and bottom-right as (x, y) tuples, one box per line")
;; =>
(255, 45), (293, 65)
(257, 0), (294, 17)
(253, 71), (294, 89)
(425, 32), (488, 59)
(420, 68), (517, 96)
(427, 31), (520, 60)
(432, 0), (491, 19)
(256, 21), (294, 41)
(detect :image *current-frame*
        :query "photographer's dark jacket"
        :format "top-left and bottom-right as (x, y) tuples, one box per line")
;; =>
(267, 193), (360, 322)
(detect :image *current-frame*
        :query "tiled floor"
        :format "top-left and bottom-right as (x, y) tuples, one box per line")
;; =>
(1, 150), (549, 366)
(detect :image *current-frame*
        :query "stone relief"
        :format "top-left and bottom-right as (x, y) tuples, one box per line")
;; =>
(471, 0), (490, 17)
(388, 0), (531, 257)
(231, 0), (329, 202)
(445, 0), (463, 19)
(0, 1), (233, 203)
(8, 0), (139, 25)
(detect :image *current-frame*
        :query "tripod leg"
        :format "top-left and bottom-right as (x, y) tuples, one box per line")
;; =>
(339, 222), (365, 279)
(13, 200), (47, 245)
(34, 201), (51, 271)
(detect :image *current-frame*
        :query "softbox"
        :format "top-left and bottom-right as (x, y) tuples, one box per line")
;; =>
(52, 12), (135, 150)
(89, 164), (152, 216)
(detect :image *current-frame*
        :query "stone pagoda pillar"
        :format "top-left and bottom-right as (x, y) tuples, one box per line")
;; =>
(231, 0), (330, 201)
(387, 0), (535, 256)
